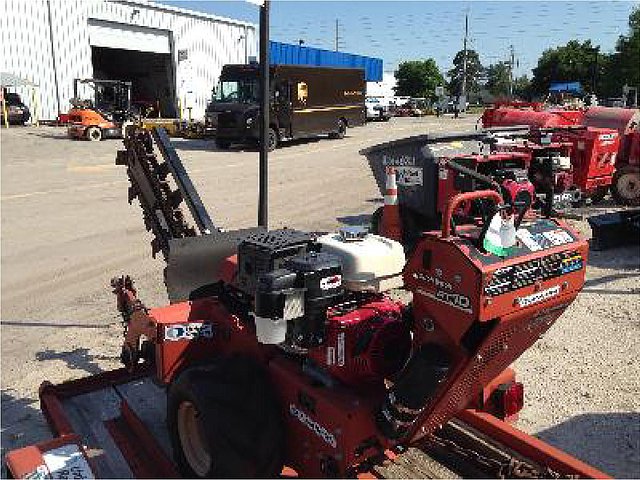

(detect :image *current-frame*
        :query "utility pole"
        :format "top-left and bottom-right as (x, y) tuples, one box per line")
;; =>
(258, 0), (269, 227)
(457, 10), (468, 117)
(508, 44), (515, 98)
(461, 12), (468, 100)
(335, 19), (340, 51)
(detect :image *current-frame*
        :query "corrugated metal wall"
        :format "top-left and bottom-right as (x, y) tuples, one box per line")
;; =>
(0, 0), (257, 120)
(269, 41), (382, 82)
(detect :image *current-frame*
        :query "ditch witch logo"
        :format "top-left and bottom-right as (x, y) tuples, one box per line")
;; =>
(414, 272), (472, 314)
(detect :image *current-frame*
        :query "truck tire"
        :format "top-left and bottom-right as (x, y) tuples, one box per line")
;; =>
(267, 127), (278, 151)
(330, 119), (347, 139)
(86, 126), (102, 141)
(215, 139), (231, 150)
(167, 356), (284, 478)
(611, 166), (640, 206)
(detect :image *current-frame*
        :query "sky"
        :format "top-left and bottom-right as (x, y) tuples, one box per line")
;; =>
(163, 1), (638, 78)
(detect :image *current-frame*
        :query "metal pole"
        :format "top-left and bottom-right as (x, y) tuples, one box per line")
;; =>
(509, 45), (514, 98)
(258, 0), (270, 228)
(461, 12), (468, 99)
(335, 19), (339, 51)
(592, 47), (599, 94)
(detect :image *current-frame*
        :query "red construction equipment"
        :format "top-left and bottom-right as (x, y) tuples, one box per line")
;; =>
(482, 104), (640, 205)
(5, 126), (610, 479)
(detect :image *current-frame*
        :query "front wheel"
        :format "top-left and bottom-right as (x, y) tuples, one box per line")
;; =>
(611, 166), (640, 206)
(167, 356), (284, 478)
(330, 119), (347, 139)
(589, 186), (609, 204)
(86, 126), (102, 141)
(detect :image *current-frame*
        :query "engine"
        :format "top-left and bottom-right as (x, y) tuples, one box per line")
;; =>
(238, 227), (411, 387)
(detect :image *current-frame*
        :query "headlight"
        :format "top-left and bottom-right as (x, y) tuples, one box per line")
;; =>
(246, 117), (254, 126)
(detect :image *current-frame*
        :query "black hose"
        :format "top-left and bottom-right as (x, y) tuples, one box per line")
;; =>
(447, 159), (501, 191)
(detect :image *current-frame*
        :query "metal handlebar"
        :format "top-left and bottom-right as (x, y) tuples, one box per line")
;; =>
(442, 190), (504, 239)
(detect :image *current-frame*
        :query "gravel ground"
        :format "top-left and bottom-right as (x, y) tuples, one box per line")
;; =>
(1, 119), (638, 477)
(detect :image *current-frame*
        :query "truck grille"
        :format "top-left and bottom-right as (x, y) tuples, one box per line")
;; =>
(484, 250), (583, 297)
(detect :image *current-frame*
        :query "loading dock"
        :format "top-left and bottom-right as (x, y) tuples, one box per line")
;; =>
(88, 20), (176, 117)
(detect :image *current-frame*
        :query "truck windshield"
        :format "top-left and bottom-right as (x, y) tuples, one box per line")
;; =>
(215, 78), (260, 103)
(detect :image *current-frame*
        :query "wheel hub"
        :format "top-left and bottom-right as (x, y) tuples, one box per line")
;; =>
(177, 401), (211, 477)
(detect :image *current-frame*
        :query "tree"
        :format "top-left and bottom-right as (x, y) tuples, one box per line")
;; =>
(530, 40), (600, 95)
(600, 6), (639, 97)
(513, 75), (532, 100)
(447, 49), (483, 96)
(485, 62), (511, 98)
(394, 59), (445, 100)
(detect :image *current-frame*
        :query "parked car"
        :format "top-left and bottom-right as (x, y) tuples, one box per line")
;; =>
(1, 91), (31, 125)
(365, 97), (391, 121)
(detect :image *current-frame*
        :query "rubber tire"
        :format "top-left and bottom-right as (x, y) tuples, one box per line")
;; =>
(330, 119), (347, 139)
(589, 186), (608, 204)
(215, 139), (231, 150)
(267, 127), (278, 151)
(167, 356), (284, 478)
(611, 166), (640, 206)
(86, 126), (102, 141)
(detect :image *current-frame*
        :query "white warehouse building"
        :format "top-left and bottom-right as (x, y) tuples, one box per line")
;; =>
(1, 0), (257, 121)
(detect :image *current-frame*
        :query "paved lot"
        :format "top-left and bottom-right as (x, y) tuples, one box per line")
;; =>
(1, 117), (638, 477)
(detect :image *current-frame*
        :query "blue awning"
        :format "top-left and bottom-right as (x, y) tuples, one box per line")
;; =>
(549, 82), (583, 94)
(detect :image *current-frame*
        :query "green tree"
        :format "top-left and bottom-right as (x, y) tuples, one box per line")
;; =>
(513, 75), (532, 100)
(600, 6), (639, 97)
(447, 49), (483, 96)
(530, 40), (600, 95)
(486, 62), (511, 97)
(394, 59), (445, 100)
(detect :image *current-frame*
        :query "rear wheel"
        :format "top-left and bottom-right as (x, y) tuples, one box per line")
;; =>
(86, 126), (102, 141)
(167, 356), (284, 478)
(611, 166), (640, 206)
(267, 127), (278, 151)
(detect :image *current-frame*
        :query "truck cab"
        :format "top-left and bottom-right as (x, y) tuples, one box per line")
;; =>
(206, 64), (365, 150)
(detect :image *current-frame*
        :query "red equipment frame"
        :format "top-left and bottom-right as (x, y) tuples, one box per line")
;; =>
(5, 367), (609, 479)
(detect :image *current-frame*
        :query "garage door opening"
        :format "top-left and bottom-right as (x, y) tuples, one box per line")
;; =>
(91, 46), (176, 117)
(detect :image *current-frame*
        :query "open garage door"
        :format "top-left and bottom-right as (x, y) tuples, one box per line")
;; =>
(88, 20), (176, 117)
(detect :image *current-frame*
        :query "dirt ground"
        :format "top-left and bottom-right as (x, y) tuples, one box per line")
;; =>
(1, 117), (638, 478)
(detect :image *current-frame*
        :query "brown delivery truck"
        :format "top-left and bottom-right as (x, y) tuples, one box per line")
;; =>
(205, 64), (365, 150)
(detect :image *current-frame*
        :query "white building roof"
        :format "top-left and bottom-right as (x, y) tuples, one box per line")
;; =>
(113, 0), (257, 28)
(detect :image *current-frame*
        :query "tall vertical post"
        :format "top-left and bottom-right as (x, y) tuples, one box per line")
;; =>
(592, 46), (599, 95)
(258, 0), (270, 228)
(461, 12), (468, 99)
(335, 19), (339, 51)
(509, 45), (515, 98)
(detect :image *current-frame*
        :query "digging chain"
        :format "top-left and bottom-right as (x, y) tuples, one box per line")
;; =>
(117, 126), (196, 260)
(427, 434), (577, 479)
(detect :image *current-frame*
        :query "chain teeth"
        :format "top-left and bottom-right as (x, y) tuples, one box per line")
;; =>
(117, 127), (197, 261)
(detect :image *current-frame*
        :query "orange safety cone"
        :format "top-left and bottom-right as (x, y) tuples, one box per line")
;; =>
(381, 166), (403, 241)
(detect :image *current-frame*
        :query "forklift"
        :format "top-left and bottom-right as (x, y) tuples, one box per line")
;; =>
(67, 78), (134, 141)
